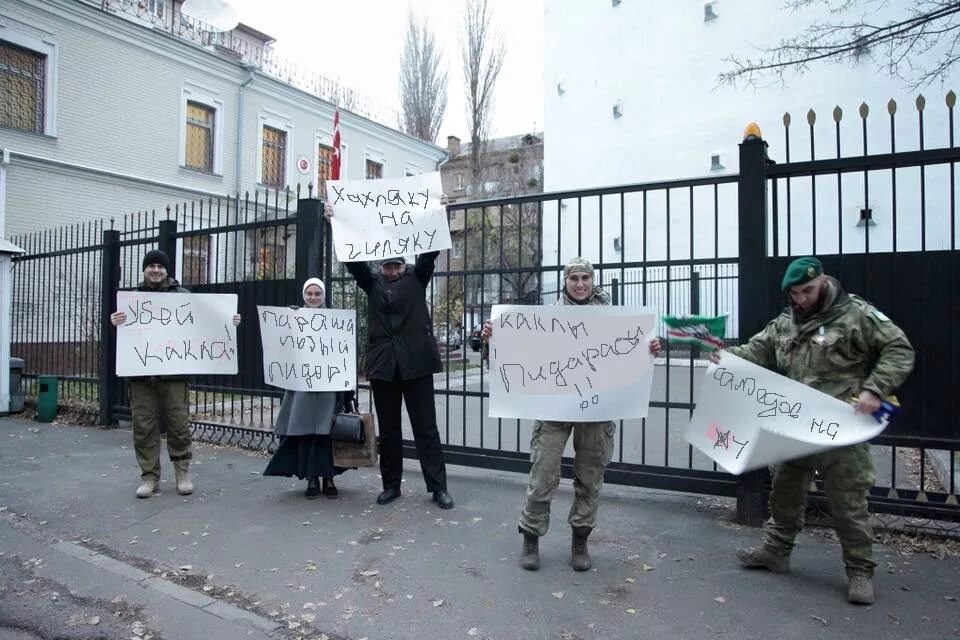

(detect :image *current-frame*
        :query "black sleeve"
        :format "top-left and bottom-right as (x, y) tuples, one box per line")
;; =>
(414, 251), (440, 286)
(345, 261), (375, 293)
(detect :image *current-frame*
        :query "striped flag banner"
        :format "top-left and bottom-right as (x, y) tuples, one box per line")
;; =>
(662, 315), (727, 351)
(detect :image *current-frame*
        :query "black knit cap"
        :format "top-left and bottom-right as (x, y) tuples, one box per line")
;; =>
(142, 249), (170, 272)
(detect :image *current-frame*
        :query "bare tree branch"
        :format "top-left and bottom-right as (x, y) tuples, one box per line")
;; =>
(399, 9), (448, 143)
(460, 0), (505, 188)
(718, 1), (960, 90)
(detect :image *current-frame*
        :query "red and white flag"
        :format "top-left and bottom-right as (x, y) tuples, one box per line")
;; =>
(331, 108), (341, 180)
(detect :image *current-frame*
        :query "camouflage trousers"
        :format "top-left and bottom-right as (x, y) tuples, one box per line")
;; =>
(518, 420), (616, 537)
(129, 379), (192, 482)
(762, 443), (876, 576)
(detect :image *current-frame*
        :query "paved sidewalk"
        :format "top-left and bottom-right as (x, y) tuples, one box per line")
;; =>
(0, 417), (957, 640)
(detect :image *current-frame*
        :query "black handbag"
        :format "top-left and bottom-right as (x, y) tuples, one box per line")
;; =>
(330, 412), (365, 444)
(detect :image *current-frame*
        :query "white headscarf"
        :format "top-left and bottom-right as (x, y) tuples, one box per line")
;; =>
(302, 277), (325, 303)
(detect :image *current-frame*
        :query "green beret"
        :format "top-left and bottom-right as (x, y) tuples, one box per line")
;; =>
(781, 256), (823, 291)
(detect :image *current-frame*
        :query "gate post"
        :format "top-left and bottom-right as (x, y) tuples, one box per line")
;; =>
(295, 198), (329, 303)
(99, 229), (121, 426)
(157, 219), (178, 277)
(735, 127), (771, 526)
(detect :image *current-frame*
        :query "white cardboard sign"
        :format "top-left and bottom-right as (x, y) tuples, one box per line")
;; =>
(115, 292), (238, 377)
(257, 306), (357, 391)
(684, 353), (886, 475)
(326, 172), (451, 262)
(488, 304), (658, 421)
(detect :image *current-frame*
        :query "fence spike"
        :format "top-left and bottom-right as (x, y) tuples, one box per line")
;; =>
(947, 90), (957, 108)
(888, 98), (897, 115)
(807, 109), (816, 125)
(916, 94), (926, 111)
(832, 105), (843, 122)
(782, 112), (791, 127)
(859, 102), (869, 119)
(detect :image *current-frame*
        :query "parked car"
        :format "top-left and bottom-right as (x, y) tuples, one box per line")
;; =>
(435, 327), (463, 350)
(469, 321), (488, 352)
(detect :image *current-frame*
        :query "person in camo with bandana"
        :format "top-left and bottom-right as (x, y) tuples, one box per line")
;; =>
(483, 257), (662, 572)
(712, 256), (914, 605)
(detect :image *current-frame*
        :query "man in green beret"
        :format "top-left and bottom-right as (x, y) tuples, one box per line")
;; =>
(712, 256), (914, 605)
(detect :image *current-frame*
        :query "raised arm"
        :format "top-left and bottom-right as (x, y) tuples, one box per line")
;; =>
(345, 260), (375, 293)
(414, 251), (440, 286)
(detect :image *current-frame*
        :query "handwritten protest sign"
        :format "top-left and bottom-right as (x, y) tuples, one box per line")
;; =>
(488, 305), (657, 421)
(257, 306), (357, 391)
(115, 292), (238, 377)
(326, 172), (451, 262)
(684, 353), (886, 475)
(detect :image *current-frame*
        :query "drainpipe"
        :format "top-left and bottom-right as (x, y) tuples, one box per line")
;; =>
(235, 66), (256, 196)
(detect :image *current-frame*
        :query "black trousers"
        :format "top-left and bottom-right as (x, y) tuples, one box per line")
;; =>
(370, 373), (447, 493)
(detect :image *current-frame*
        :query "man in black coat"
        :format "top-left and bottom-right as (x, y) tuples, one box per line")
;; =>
(344, 253), (454, 509)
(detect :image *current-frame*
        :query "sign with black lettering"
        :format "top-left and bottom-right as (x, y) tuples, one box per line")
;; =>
(326, 172), (451, 262)
(684, 353), (886, 474)
(115, 292), (238, 376)
(488, 304), (657, 421)
(257, 306), (356, 391)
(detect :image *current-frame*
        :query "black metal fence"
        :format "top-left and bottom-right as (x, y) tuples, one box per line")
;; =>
(7, 93), (960, 536)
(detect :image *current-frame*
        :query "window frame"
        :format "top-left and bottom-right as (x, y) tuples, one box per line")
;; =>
(179, 85), (223, 175)
(0, 30), (58, 136)
(257, 111), (293, 189)
(364, 147), (387, 180)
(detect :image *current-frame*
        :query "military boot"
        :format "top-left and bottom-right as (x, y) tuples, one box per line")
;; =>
(847, 573), (875, 605)
(571, 526), (592, 572)
(519, 530), (540, 571)
(173, 460), (193, 496)
(736, 546), (790, 573)
(136, 479), (158, 499)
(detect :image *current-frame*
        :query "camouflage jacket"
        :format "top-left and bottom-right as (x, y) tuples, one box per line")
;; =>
(728, 278), (914, 401)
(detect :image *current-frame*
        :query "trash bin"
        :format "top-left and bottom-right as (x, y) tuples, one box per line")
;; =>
(8, 357), (24, 413)
(36, 375), (58, 423)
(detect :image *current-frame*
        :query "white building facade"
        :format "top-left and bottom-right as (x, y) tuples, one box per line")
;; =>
(0, 0), (445, 241)
(543, 0), (960, 275)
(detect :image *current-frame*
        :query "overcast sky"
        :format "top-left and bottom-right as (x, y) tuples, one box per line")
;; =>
(226, 0), (545, 144)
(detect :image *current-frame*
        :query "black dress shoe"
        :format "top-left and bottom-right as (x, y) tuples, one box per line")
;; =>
(305, 477), (321, 499)
(322, 477), (338, 498)
(376, 487), (401, 505)
(432, 490), (454, 510)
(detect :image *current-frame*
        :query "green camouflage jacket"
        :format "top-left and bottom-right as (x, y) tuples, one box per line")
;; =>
(728, 278), (914, 401)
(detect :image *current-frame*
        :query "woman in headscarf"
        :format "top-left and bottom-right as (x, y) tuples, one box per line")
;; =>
(263, 278), (355, 498)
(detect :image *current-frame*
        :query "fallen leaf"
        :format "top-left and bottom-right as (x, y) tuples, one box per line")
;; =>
(625, 577), (636, 583)
(432, 599), (445, 607)
(811, 615), (829, 626)
(552, 592), (564, 599)
(468, 628), (479, 636)
(641, 564), (655, 572)
(714, 596), (726, 604)
(178, 565), (193, 571)
(626, 608), (637, 614)
(359, 569), (379, 577)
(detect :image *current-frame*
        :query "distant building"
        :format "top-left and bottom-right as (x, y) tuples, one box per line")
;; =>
(437, 132), (543, 329)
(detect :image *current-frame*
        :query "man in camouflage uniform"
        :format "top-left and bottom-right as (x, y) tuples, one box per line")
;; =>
(110, 249), (241, 499)
(482, 258), (661, 571)
(717, 256), (914, 604)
